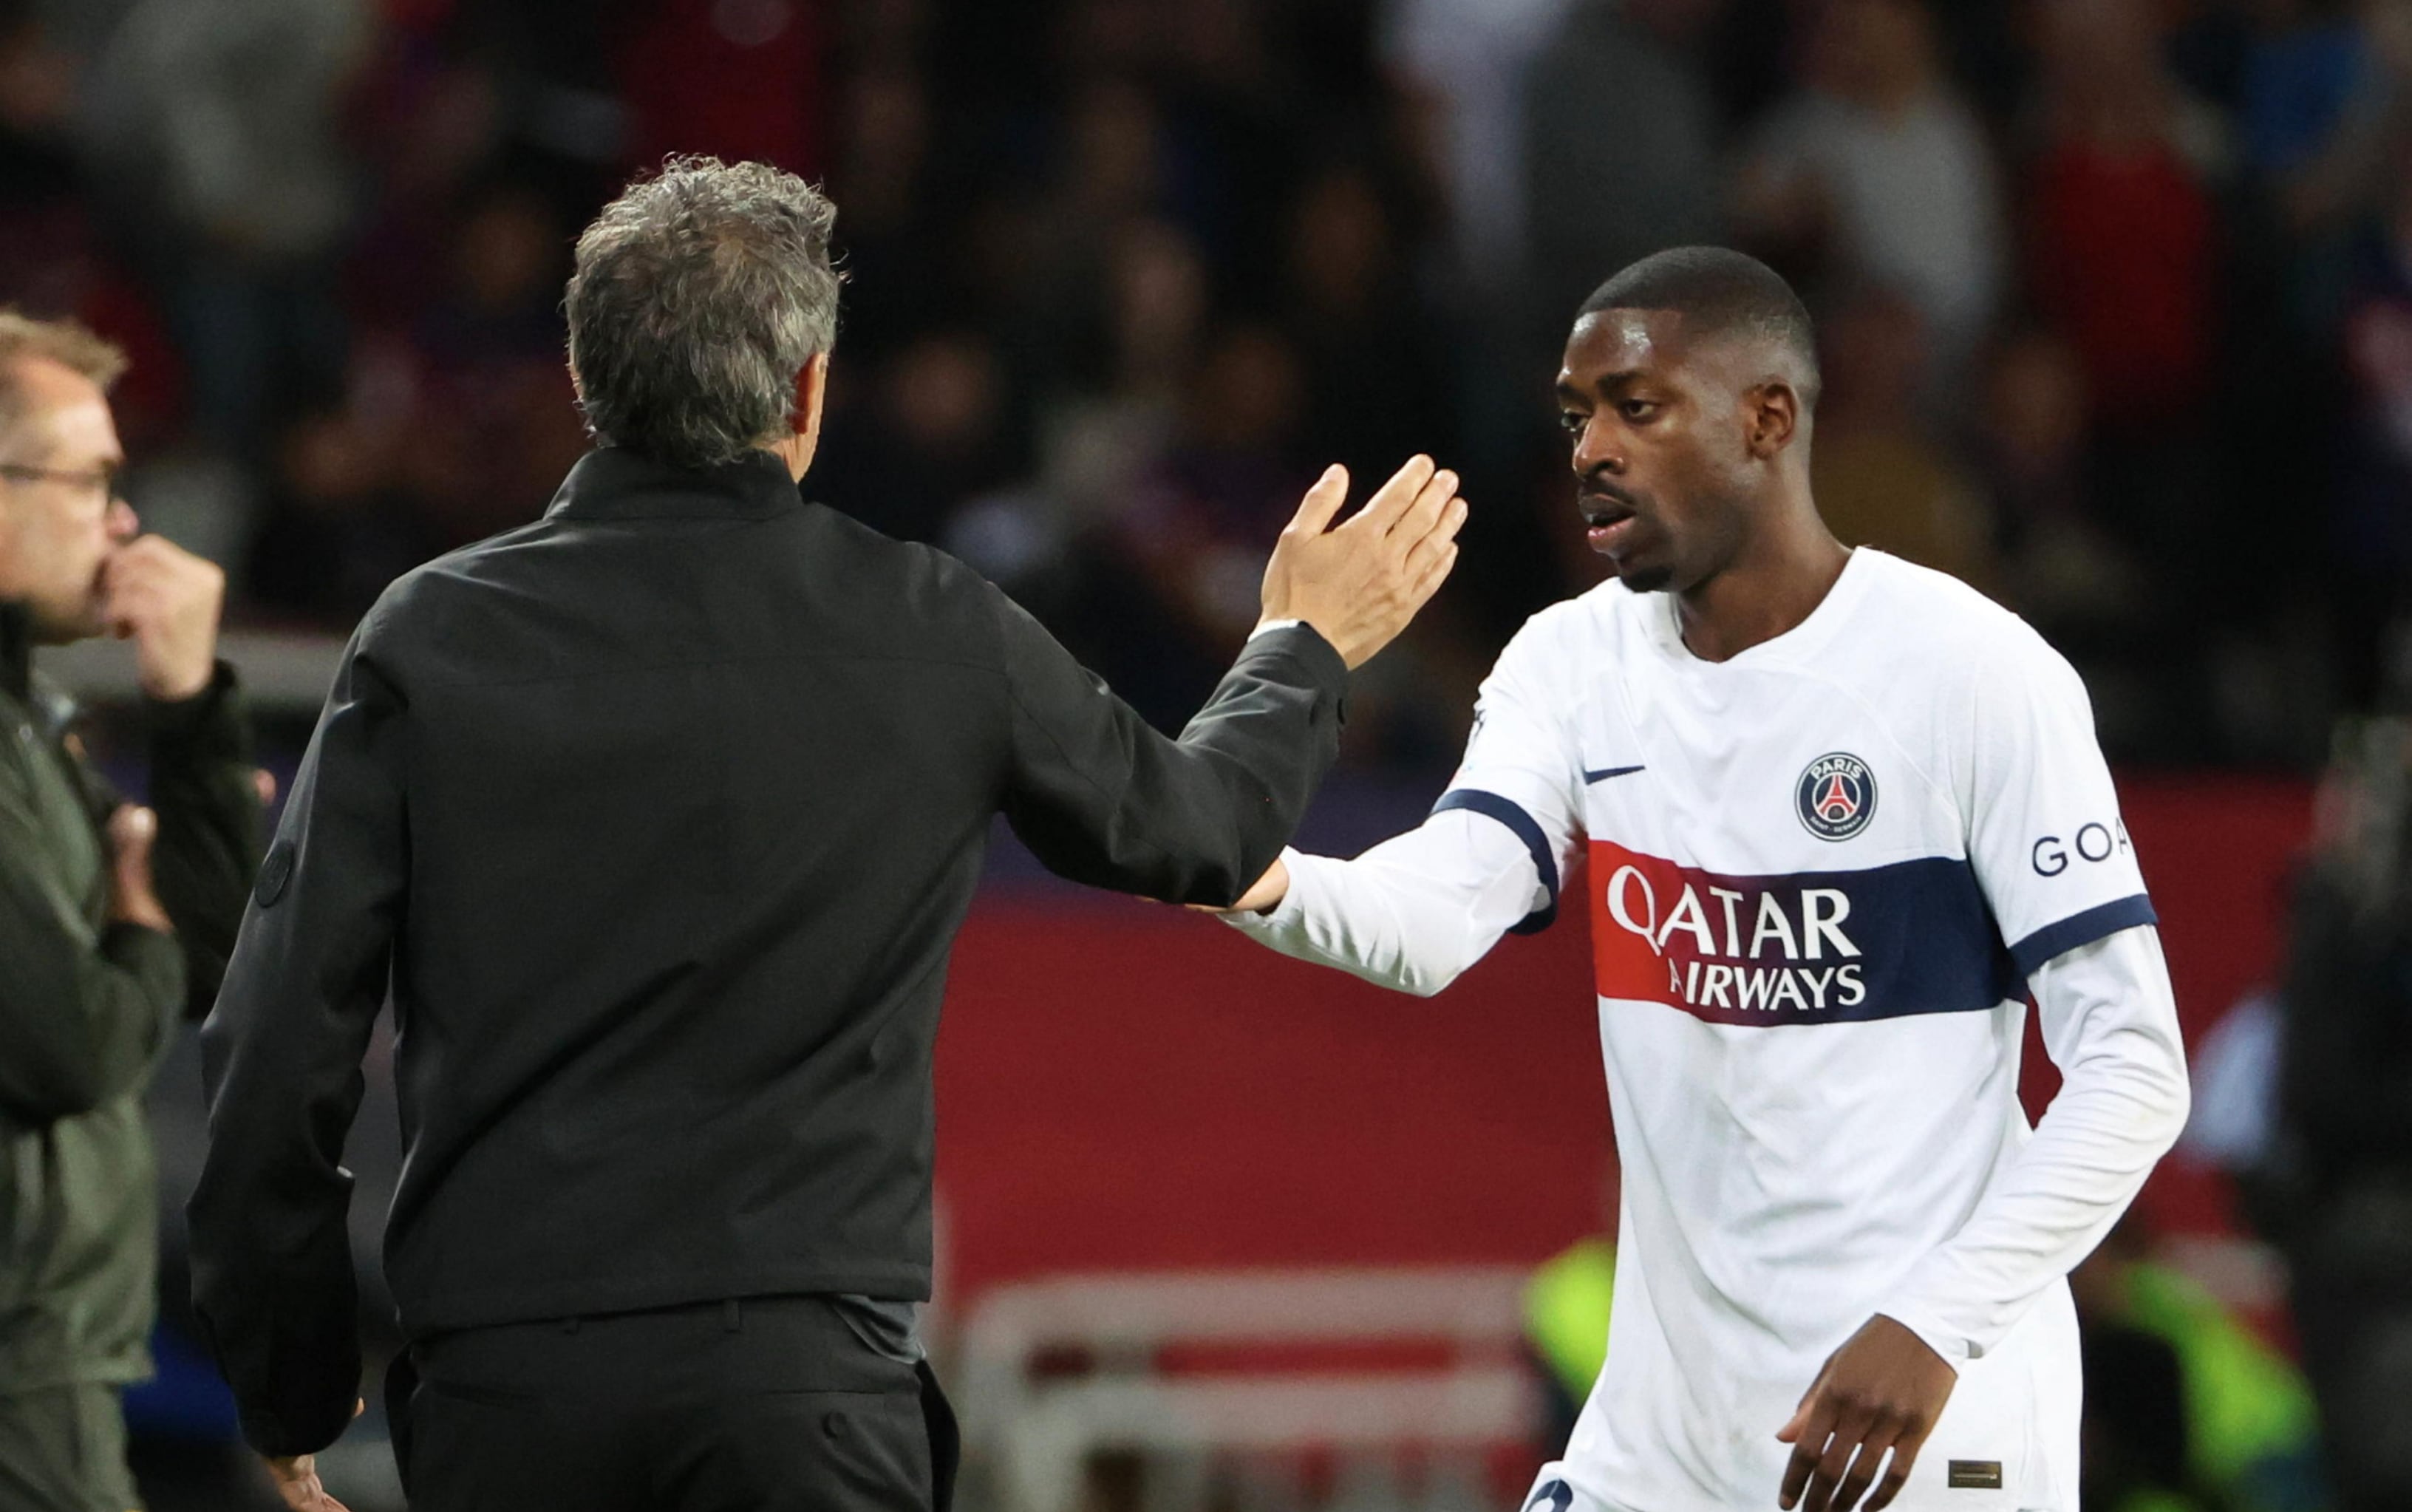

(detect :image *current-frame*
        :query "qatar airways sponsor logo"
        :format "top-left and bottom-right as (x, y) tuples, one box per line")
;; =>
(1590, 841), (2020, 1025)
(1598, 851), (1867, 1013)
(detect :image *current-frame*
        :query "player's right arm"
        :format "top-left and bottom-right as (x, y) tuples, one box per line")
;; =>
(1217, 611), (1586, 995)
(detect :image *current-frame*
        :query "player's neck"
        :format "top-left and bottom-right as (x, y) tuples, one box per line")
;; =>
(1672, 512), (1851, 664)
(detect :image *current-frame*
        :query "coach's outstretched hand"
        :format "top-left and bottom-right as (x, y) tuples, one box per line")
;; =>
(1776, 1315), (1957, 1512)
(1258, 454), (1465, 670)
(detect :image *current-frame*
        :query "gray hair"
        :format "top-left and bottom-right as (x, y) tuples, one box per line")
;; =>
(565, 156), (843, 469)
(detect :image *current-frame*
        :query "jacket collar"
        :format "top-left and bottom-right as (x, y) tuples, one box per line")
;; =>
(1, 601), (30, 704)
(543, 446), (805, 522)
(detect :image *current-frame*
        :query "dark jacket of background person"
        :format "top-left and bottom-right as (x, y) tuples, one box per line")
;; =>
(187, 445), (1353, 1456)
(2265, 716), (2412, 1511)
(0, 602), (259, 1389)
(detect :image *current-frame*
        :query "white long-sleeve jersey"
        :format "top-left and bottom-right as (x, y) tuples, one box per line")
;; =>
(1229, 551), (2189, 1511)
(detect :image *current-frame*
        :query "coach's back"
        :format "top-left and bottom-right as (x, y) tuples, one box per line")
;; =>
(182, 159), (1465, 1492)
(395, 442), (1349, 1327)
(188, 437), (1365, 1448)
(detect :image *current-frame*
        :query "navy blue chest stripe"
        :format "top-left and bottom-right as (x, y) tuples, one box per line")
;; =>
(1719, 851), (2017, 1022)
(1583, 765), (1646, 784)
(1431, 788), (1558, 935)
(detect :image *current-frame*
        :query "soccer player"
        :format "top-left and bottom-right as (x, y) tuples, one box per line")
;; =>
(1214, 248), (2190, 1512)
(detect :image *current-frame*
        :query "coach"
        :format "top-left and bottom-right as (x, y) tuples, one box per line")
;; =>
(188, 157), (1465, 1512)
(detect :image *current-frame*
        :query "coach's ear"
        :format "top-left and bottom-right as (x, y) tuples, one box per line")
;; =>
(780, 353), (832, 481)
(1743, 378), (1801, 460)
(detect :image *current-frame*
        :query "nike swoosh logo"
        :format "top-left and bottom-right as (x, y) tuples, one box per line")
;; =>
(1583, 765), (1645, 784)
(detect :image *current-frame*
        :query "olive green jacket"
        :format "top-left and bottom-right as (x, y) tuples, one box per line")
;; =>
(0, 602), (260, 1388)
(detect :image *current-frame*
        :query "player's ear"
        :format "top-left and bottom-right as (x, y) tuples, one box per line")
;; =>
(1744, 379), (1799, 460)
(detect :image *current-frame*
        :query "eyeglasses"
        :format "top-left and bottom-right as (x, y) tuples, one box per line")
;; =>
(0, 463), (122, 501)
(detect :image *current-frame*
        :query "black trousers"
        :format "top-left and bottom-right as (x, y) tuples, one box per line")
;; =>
(388, 1297), (959, 1512)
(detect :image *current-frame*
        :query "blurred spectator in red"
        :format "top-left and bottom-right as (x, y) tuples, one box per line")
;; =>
(1522, 0), (1729, 349)
(2021, 0), (2229, 433)
(1806, 285), (2000, 593)
(1736, 0), (2005, 375)
(616, 0), (827, 178)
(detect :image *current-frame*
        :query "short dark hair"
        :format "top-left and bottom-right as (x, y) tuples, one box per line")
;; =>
(566, 156), (844, 469)
(1578, 247), (1821, 408)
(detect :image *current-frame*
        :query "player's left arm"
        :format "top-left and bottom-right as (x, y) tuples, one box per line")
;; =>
(1777, 639), (2189, 1512)
(1879, 638), (2190, 1361)
(1876, 926), (2187, 1359)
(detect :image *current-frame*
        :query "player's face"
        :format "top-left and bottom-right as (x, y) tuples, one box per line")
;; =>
(1555, 310), (1757, 595)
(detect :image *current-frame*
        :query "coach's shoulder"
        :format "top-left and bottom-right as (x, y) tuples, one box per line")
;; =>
(367, 520), (553, 623)
(805, 503), (1027, 662)
(803, 500), (978, 589)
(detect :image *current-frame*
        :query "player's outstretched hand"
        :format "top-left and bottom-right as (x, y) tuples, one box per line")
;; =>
(1258, 455), (1466, 670)
(1775, 1315), (1955, 1512)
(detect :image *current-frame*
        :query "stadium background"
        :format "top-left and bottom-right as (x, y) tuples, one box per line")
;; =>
(1, 0), (2400, 1506)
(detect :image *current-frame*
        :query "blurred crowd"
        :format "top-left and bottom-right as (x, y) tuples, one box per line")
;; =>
(6, 0), (2412, 769)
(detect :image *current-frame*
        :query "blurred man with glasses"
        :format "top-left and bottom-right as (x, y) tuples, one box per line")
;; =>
(0, 310), (262, 1511)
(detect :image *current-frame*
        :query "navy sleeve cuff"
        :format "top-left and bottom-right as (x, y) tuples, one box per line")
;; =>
(2007, 893), (2158, 979)
(1431, 788), (1559, 934)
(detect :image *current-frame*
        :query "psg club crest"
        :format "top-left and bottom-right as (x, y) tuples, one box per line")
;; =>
(1796, 752), (1877, 841)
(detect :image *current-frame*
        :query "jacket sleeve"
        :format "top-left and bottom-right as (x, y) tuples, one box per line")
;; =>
(0, 735), (185, 1126)
(145, 661), (265, 1018)
(995, 594), (1350, 907)
(189, 624), (405, 1457)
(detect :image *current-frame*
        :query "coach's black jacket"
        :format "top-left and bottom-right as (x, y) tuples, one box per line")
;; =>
(188, 446), (1349, 1455)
